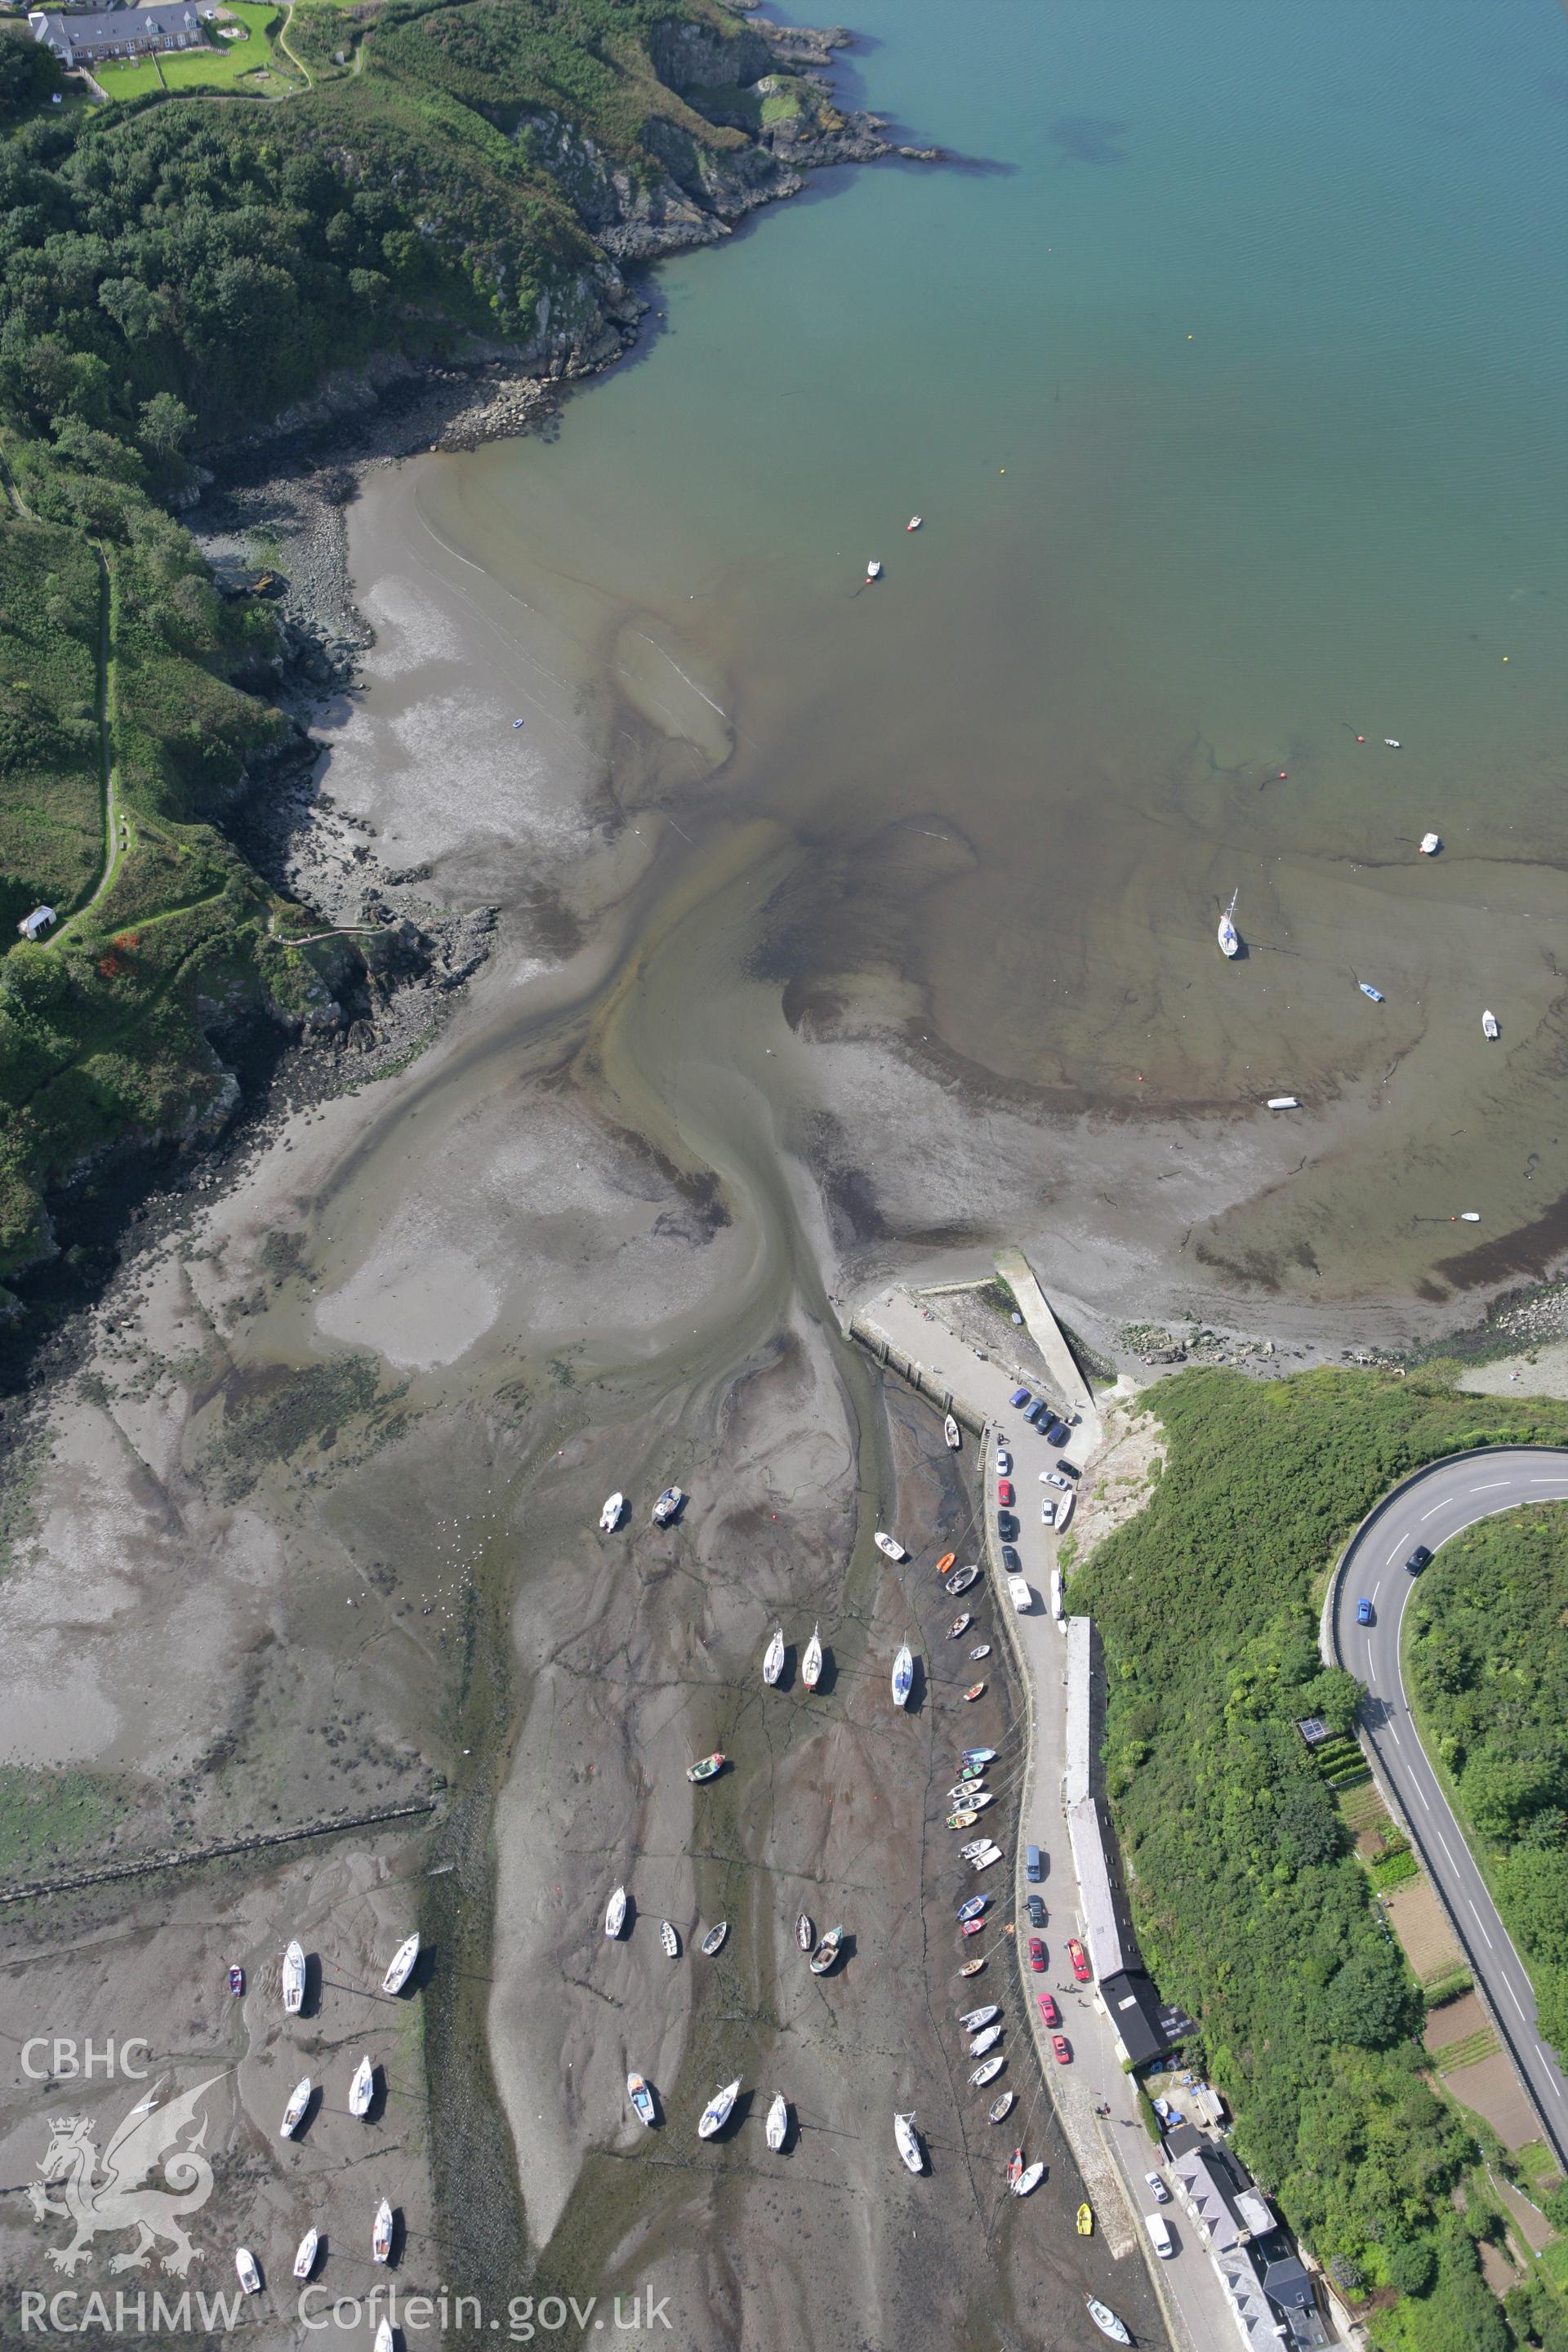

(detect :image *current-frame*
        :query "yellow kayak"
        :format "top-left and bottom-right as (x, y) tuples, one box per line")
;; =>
(1076, 2202), (1094, 2238)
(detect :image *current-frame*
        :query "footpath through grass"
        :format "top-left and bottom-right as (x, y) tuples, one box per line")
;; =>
(1069, 1365), (1568, 2352)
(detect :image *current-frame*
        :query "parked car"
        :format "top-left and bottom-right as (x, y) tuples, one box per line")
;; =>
(1145, 2212), (1174, 2259)
(997, 1479), (1015, 1508)
(1038, 1991), (1060, 2028)
(1027, 1937), (1045, 1972)
(1146, 2170), (1170, 2205)
(1025, 1399), (1050, 1427)
(1009, 1388), (1031, 1410)
(1026, 1894), (1045, 1929)
(1045, 1420), (1070, 1447)
(1406, 1545), (1432, 1575)
(1006, 1574), (1033, 1614)
(1055, 1457), (1080, 1481)
(1067, 1939), (1090, 1983)
(1000, 1544), (1022, 1575)
(1051, 2034), (1072, 2065)
(996, 1448), (1012, 1476)
(1041, 1499), (1057, 1527)
(1356, 1597), (1374, 1625)
(1043, 1471), (1071, 1491)
(1026, 1846), (1043, 1882)
(997, 1511), (1018, 1539)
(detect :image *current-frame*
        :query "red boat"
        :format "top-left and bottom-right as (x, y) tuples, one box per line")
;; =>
(1006, 2147), (1024, 2189)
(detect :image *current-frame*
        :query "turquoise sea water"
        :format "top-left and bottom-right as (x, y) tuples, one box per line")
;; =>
(416, 0), (1568, 1296)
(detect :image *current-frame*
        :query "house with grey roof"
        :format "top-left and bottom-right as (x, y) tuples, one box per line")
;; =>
(28, 5), (203, 66)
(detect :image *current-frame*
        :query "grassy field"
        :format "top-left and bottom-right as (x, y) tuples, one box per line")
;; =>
(0, 511), (103, 930)
(94, 7), (294, 99)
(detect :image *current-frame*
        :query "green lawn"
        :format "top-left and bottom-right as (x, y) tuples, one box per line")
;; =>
(97, 8), (296, 99)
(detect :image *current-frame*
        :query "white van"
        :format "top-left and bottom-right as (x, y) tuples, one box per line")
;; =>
(1145, 2212), (1174, 2259)
(1007, 1574), (1033, 1614)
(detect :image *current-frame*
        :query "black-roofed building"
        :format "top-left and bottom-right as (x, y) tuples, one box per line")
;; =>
(1099, 1968), (1196, 2068)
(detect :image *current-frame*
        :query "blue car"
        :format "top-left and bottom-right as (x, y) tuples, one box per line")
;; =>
(1356, 1597), (1374, 1626)
(1009, 1387), (1031, 1410)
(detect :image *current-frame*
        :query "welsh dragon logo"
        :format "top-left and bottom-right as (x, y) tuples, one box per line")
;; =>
(26, 2076), (222, 2275)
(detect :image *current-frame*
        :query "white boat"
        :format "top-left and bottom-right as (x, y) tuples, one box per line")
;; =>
(765, 2093), (788, 2151)
(348, 2056), (375, 2118)
(763, 1626), (786, 1686)
(959, 1839), (992, 1860)
(279, 2076), (311, 2138)
(893, 2111), (924, 2174)
(1013, 2159), (1045, 2197)
(971, 1846), (1004, 1872)
(697, 2078), (741, 2140)
(292, 2228), (318, 2281)
(945, 1563), (979, 1596)
(281, 1939), (305, 2016)
(875, 1530), (907, 1561)
(969, 2054), (1004, 2087)
(1459, 1210), (1481, 1223)
(948, 1613), (971, 1640)
(660, 1920), (679, 1958)
(599, 1492), (624, 1532)
(958, 2003), (1000, 2029)
(1266, 1095), (1299, 1109)
(381, 1933), (420, 1997)
(1482, 1009), (1499, 1040)
(891, 1644), (914, 1708)
(906, 516), (922, 532)
(969, 1645), (991, 1662)
(943, 1414), (960, 1449)
(1054, 1488), (1075, 1532)
(627, 2072), (657, 2127)
(796, 1911), (815, 1952)
(235, 2248), (261, 2296)
(1218, 889), (1239, 958)
(1085, 2299), (1133, 2346)
(1420, 831), (1442, 854)
(372, 2198), (394, 2264)
(1360, 982), (1384, 1003)
(700, 1922), (728, 1958)
(652, 1485), (684, 1525)
(965, 1790), (995, 1811)
(1383, 737), (1401, 748)
(604, 1885), (628, 1939)
(987, 2090), (1015, 2123)
(809, 1924), (844, 1976)
(969, 2023), (1003, 2057)
(375, 2324), (394, 2352)
(802, 1624), (823, 1690)
(866, 559), (884, 583)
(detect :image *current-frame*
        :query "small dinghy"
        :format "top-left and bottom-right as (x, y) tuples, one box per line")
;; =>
(988, 2090), (1015, 2124)
(1482, 1009), (1499, 1040)
(794, 1909), (816, 1953)
(599, 1492), (625, 1532)
(1006, 2146), (1024, 2190)
(959, 2003), (1000, 2030)
(292, 2228), (318, 2281)
(969, 2018), (1004, 2059)
(875, 1530), (906, 1561)
(962, 1747), (997, 1768)
(652, 1486), (684, 1526)
(282, 1939), (305, 2016)
(382, 1934), (420, 1998)
(235, 2248), (261, 2296)
(959, 1956), (987, 1978)
(1054, 1489), (1074, 1532)
(627, 2072), (657, 2128)
(964, 1681), (987, 1702)
(893, 2111), (924, 2173)
(948, 1612), (972, 1640)
(765, 2094), (789, 2151)
(946, 1565), (979, 1597)
(1076, 2202), (1094, 2238)
(943, 1413), (960, 1449)
(372, 2198), (394, 2263)
(687, 1752), (726, 1783)
(375, 2325), (394, 2352)
(1383, 737), (1402, 748)
(349, 2056), (375, 2118)
(906, 516), (923, 533)
(802, 1624), (824, 1690)
(697, 2078), (741, 2140)
(763, 1626), (786, 1686)
(960, 1838), (993, 1860)
(701, 1922), (728, 1958)
(934, 1552), (956, 1579)
(969, 2053), (1004, 2087)
(1266, 1095), (1300, 1110)
(1459, 1209), (1481, 1222)
(866, 559), (884, 584)
(957, 1894), (988, 1924)
(1360, 982), (1384, 1003)
(1218, 888), (1240, 959)
(1013, 2159), (1045, 2197)
(605, 1885), (628, 1938)
(660, 1920), (679, 1958)
(809, 1924), (845, 1976)
(891, 1645), (914, 1708)
(948, 1810), (978, 1830)
(969, 1644), (991, 1661)
(227, 1964), (244, 1997)
(1085, 2296), (1133, 2345)
(960, 1916), (987, 1937)
(971, 1845), (1003, 1873)
(279, 2076), (311, 2139)
(1420, 831), (1442, 855)
(965, 1790), (995, 1811)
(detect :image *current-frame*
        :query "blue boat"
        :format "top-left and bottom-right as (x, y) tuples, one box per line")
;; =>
(957, 1894), (989, 1923)
(1359, 983), (1384, 1003)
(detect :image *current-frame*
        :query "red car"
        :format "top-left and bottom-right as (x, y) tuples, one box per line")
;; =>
(997, 1479), (1015, 1508)
(1067, 1938), (1091, 1984)
(1037, 1991), (1060, 2028)
(1051, 2034), (1072, 2065)
(1027, 1937), (1046, 1972)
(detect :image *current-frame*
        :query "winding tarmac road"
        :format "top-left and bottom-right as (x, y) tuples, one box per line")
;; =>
(1328, 1445), (1568, 2167)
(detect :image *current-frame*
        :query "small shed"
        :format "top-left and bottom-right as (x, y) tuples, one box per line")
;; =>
(17, 906), (56, 941)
